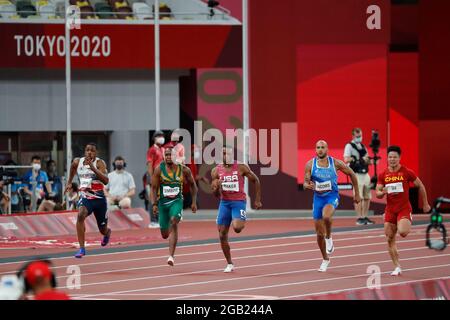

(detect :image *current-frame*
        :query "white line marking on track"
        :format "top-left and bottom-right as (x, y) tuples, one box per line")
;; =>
(72, 255), (450, 299)
(0, 224), (427, 273)
(53, 240), (430, 281)
(165, 264), (450, 300)
(0, 224), (427, 266)
(278, 276), (450, 299)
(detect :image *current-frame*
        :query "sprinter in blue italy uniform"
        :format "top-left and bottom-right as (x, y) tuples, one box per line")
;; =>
(304, 140), (361, 272)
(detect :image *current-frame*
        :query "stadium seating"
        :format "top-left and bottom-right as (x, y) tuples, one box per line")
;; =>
(109, 0), (133, 19)
(16, 0), (37, 18)
(132, 2), (150, 20)
(0, 0), (17, 18)
(94, 1), (114, 19)
(153, 1), (173, 20)
(70, 0), (96, 19)
(33, 0), (56, 18)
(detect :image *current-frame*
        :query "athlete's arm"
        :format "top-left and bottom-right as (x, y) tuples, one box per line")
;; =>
(147, 161), (154, 179)
(210, 167), (221, 197)
(183, 166), (198, 213)
(375, 183), (386, 199)
(90, 159), (109, 185)
(303, 160), (315, 190)
(64, 158), (79, 193)
(240, 164), (262, 210)
(413, 177), (431, 213)
(150, 165), (161, 214)
(335, 159), (361, 203)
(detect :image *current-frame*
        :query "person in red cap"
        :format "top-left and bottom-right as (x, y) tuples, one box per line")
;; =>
(23, 260), (70, 300)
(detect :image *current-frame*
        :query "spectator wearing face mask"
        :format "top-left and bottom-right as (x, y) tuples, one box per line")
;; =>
(146, 131), (166, 228)
(343, 128), (375, 226)
(105, 156), (136, 210)
(22, 155), (52, 212)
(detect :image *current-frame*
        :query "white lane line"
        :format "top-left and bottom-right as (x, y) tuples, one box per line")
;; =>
(279, 275), (450, 299)
(165, 264), (450, 300)
(0, 223), (427, 266)
(72, 254), (450, 299)
(71, 293), (279, 299)
(53, 239), (429, 281)
(0, 225), (427, 274)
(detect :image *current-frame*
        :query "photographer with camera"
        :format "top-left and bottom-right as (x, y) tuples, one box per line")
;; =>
(344, 128), (375, 225)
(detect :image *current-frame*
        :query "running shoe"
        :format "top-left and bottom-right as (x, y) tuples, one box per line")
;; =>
(75, 248), (86, 258)
(391, 266), (402, 276)
(364, 217), (375, 225)
(325, 237), (334, 254)
(318, 259), (330, 272)
(356, 218), (366, 225)
(101, 228), (111, 247)
(148, 222), (160, 229)
(224, 264), (234, 273)
(167, 256), (174, 266)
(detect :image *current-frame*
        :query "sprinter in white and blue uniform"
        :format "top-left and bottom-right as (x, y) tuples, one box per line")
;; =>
(304, 140), (361, 272)
(65, 143), (111, 258)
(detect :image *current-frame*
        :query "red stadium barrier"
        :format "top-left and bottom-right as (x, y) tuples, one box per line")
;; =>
(0, 208), (150, 239)
(307, 279), (449, 300)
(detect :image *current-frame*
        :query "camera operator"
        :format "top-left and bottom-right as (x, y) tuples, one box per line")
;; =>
(344, 128), (374, 225)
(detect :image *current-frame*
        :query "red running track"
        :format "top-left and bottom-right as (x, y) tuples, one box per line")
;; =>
(0, 217), (449, 300)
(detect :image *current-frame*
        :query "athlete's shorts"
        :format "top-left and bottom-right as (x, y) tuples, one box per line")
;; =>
(216, 200), (247, 226)
(78, 197), (108, 230)
(158, 198), (183, 230)
(384, 209), (412, 225)
(313, 193), (340, 220)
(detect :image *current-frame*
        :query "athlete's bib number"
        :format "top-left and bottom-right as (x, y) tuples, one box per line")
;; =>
(221, 181), (239, 192)
(79, 178), (92, 189)
(163, 186), (180, 198)
(315, 180), (332, 192)
(386, 182), (404, 194)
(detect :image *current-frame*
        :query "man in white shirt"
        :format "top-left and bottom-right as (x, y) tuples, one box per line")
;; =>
(343, 128), (374, 225)
(105, 156), (136, 209)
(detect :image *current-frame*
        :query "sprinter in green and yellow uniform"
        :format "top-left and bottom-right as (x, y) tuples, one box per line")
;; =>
(150, 147), (198, 266)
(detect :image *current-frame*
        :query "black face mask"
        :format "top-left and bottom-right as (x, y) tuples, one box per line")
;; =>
(115, 164), (124, 170)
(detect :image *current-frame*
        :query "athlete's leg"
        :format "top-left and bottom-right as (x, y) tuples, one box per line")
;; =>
(397, 216), (412, 238)
(232, 219), (245, 233)
(322, 204), (335, 239)
(76, 206), (89, 249)
(231, 201), (247, 233)
(218, 225), (232, 264)
(314, 219), (328, 261)
(159, 203), (171, 239)
(161, 229), (170, 239)
(385, 222), (400, 267)
(168, 217), (180, 257)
